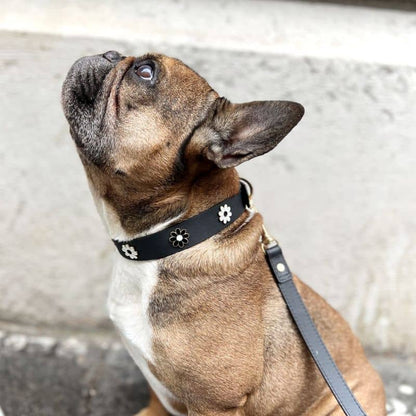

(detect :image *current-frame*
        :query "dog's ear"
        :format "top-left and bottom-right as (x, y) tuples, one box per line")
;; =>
(201, 99), (304, 168)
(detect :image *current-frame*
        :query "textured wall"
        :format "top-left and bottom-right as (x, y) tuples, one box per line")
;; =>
(0, 0), (415, 354)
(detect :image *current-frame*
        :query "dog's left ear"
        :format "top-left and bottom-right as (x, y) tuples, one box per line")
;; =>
(202, 99), (304, 168)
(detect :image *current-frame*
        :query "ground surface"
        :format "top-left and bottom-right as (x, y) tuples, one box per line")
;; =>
(1, 330), (415, 416)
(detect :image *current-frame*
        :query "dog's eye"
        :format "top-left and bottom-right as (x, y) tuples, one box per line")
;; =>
(136, 64), (153, 81)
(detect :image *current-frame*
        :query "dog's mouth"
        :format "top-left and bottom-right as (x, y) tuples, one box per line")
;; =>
(61, 50), (130, 165)
(62, 50), (126, 110)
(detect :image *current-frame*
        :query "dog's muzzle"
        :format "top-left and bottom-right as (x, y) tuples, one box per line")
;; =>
(62, 50), (124, 107)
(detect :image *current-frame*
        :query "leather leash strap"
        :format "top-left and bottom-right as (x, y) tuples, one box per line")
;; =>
(265, 244), (367, 416)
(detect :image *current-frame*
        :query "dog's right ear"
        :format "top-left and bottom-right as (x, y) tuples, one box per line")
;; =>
(195, 98), (304, 168)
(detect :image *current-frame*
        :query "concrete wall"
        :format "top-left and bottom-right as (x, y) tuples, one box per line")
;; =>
(1, 0), (415, 354)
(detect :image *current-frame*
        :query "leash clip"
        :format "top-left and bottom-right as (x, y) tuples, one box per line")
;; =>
(261, 224), (278, 252)
(240, 178), (278, 252)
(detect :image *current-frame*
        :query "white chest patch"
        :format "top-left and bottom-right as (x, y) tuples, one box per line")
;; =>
(108, 257), (185, 416)
(93, 196), (185, 414)
(108, 258), (157, 363)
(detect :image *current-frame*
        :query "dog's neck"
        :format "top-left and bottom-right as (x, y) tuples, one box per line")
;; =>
(90, 168), (241, 242)
(92, 165), (263, 283)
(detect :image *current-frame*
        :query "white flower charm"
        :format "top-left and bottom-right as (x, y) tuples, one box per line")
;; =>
(169, 228), (189, 248)
(121, 244), (138, 260)
(218, 204), (232, 224)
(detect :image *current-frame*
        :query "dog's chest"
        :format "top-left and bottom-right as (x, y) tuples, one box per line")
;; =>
(108, 258), (156, 358)
(107, 258), (184, 416)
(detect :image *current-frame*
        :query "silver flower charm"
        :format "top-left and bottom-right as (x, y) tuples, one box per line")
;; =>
(121, 244), (138, 260)
(169, 228), (189, 248)
(218, 204), (232, 224)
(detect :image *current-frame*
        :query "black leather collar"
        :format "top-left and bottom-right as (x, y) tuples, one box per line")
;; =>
(112, 180), (251, 261)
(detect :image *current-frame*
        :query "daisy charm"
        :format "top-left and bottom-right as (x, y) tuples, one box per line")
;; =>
(169, 228), (190, 248)
(121, 244), (138, 260)
(218, 204), (232, 224)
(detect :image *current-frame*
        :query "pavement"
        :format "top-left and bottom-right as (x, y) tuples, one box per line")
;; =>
(1, 329), (415, 416)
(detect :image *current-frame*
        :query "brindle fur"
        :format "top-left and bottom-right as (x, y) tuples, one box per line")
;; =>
(62, 52), (386, 415)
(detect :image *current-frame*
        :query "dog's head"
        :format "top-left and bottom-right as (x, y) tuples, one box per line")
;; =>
(62, 51), (304, 235)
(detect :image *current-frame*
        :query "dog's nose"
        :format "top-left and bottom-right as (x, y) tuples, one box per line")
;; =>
(102, 50), (123, 63)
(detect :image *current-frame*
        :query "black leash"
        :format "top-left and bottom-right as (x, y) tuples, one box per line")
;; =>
(265, 244), (367, 416)
(112, 178), (367, 415)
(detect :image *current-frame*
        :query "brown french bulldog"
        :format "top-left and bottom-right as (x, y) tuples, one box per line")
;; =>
(61, 50), (386, 415)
